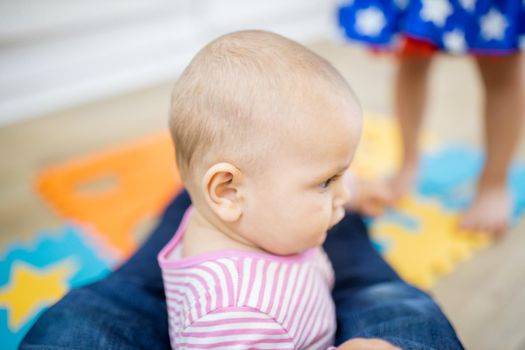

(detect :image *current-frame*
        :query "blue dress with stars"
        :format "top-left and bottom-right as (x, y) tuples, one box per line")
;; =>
(338, 0), (525, 55)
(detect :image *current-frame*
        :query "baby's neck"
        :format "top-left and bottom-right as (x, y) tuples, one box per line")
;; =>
(182, 208), (264, 258)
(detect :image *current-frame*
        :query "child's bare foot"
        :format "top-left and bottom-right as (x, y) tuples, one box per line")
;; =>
(460, 184), (512, 237)
(388, 163), (418, 200)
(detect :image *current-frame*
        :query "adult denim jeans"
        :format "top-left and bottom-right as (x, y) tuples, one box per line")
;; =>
(21, 190), (463, 349)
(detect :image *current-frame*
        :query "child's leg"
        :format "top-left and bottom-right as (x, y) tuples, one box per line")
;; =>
(461, 53), (524, 235)
(390, 54), (434, 198)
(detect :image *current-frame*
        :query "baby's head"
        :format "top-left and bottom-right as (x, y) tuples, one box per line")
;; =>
(170, 30), (362, 255)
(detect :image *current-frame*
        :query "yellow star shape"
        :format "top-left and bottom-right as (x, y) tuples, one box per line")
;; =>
(0, 259), (78, 331)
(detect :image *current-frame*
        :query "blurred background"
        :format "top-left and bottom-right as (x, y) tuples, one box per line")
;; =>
(1, 1), (525, 349)
(0, 0), (336, 125)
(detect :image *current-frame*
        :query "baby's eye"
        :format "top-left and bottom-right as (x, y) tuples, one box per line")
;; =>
(320, 176), (337, 189)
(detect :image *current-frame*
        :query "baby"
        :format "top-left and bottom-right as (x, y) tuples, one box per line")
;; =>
(158, 30), (393, 350)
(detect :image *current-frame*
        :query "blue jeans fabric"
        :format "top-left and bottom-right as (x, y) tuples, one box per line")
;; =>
(20, 190), (463, 349)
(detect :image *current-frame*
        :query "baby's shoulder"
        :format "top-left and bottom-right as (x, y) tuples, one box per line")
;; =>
(164, 252), (335, 347)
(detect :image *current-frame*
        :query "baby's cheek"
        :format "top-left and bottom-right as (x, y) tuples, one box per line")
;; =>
(319, 198), (333, 220)
(288, 195), (331, 240)
(305, 194), (330, 214)
(311, 201), (333, 232)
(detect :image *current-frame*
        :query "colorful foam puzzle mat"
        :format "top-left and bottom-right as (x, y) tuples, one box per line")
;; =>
(36, 132), (183, 258)
(33, 116), (525, 290)
(0, 225), (113, 349)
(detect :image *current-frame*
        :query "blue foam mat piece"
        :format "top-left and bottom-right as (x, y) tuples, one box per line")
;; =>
(0, 225), (113, 350)
(418, 145), (525, 219)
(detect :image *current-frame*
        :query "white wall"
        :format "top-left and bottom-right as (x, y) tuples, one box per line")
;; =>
(0, 0), (338, 126)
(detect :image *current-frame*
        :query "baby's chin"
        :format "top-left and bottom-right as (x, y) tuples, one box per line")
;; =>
(293, 232), (329, 253)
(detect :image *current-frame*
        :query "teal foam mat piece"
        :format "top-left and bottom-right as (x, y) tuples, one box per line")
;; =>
(418, 145), (525, 219)
(0, 225), (114, 350)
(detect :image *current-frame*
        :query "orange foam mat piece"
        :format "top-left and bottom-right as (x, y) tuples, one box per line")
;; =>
(35, 132), (183, 258)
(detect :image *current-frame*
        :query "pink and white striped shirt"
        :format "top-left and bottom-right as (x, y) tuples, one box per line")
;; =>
(158, 208), (337, 350)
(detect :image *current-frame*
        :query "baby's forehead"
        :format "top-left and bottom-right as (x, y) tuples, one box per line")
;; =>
(272, 96), (361, 163)
(296, 89), (361, 132)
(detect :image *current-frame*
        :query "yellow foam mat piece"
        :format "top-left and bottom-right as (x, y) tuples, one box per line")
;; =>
(351, 114), (438, 178)
(371, 196), (490, 289)
(354, 116), (493, 288)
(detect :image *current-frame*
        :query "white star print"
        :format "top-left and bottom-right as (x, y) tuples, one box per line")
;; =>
(395, 0), (409, 10)
(443, 29), (467, 54)
(420, 0), (453, 27)
(355, 7), (386, 37)
(459, 0), (476, 11)
(480, 8), (508, 41)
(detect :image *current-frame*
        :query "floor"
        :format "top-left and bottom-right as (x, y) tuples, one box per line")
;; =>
(1, 40), (524, 349)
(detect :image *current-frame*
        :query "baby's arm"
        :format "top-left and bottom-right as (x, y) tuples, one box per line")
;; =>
(178, 306), (343, 350)
(344, 172), (395, 217)
(177, 307), (294, 349)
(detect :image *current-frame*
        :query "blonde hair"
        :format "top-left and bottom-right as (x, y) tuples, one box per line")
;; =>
(169, 30), (355, 190)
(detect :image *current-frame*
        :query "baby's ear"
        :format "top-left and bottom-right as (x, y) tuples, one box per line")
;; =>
(202, 162), (244, 222)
